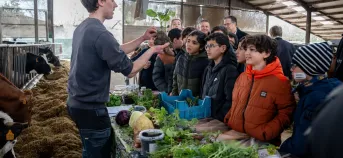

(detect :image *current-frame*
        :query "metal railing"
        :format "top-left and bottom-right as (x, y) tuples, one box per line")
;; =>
(0, 43), (62, 89)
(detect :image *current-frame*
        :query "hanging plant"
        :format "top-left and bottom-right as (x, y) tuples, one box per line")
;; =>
(146, 9), (176, 32)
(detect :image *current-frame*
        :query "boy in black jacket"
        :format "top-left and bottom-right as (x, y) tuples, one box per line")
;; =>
(202, 33), (238, 121)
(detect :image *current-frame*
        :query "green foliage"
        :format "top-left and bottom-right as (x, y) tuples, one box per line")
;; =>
(186, 97), (199, 107)
(146, 9), (176, 31)
(106, 94), (122, 107)
(135, 89), (160, 109)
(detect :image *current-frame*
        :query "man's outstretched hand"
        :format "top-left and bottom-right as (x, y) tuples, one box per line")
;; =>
(152, 43), (170, 54)
(143, 27), (157, 40)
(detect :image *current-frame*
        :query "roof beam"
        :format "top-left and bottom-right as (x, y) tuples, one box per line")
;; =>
(293, 0), (343, 26)
(255, 1), (278, 7)
(274, 11), (298, 15)
(314, 32), (343, 34)
(308, 0), (342, 5)
(283, 16), (307, 20)
(241, 0), (327, 41)
(325, 11), (343, 15)
(266, 6), (288, 11)
(302, 27), (343, 31)
(315, 4), (343, 11)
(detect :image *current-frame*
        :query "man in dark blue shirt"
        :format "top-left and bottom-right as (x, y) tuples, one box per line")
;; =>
(270, 25), (295, 79)
(67, 0), (169, 157)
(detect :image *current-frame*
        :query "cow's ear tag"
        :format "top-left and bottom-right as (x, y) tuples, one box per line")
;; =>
(6, 130), (14, 141)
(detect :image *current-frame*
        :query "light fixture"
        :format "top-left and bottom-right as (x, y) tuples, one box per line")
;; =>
(313, 16), (325, 21)
(282, 1), (297, 6)
(320, 21), (334, 25)
(292, 6), (305, 12)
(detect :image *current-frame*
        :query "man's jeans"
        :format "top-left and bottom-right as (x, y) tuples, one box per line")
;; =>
(67, 106), (114, 158)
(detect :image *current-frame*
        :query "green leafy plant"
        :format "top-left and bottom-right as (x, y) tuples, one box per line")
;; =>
(186, 97), (199, 107)
(106, 94), (121, 107)
(146, 9), (176, 31)
(136, 89), (159, 109)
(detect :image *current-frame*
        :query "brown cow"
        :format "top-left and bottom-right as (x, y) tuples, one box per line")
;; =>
(0, 73), (32, 158)
(0, 73), (32, 124)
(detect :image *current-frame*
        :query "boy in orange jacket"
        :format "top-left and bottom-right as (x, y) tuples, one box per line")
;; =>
(224, 34), (296, 145)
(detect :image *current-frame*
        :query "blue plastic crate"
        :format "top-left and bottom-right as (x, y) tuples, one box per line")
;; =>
(159, 89), (211, 120)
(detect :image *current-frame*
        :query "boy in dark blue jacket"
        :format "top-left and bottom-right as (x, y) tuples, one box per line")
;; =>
(280, 42), (341, 157)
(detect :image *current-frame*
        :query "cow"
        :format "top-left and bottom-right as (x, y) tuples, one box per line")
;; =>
(25, 53), (51, 75)
(39, 47), (61, 67)
(0, 73), (32, 157)
(0, 111), (28, 158)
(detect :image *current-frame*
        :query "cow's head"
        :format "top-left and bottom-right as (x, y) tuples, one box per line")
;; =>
(35, 56), (51, 75)
(0, 111), (29, 158)
(39, 47), (61, 67)
(0, 74), (33, 124)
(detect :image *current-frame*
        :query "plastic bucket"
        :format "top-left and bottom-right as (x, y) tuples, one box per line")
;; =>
(139, 129), (165, 156)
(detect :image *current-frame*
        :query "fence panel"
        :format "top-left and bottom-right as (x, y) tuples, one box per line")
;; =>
(0, 43), (61, 88)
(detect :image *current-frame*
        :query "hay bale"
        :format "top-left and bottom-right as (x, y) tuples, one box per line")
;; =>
(15, 61), (82, 158)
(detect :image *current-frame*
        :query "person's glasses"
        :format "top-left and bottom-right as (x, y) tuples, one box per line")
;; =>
(205, 44), (219, 50)
(224, 23), (232, 26)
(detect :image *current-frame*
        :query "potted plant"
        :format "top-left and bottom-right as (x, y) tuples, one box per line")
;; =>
(146, 9), (176, 32)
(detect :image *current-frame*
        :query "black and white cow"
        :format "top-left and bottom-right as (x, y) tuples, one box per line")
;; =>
(39, 47), (61, 67)
(0, 111), (28, 158)
(25, 53), (51, 75)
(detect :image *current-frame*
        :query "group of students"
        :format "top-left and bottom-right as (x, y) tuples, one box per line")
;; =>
(131, 16), (342, 157)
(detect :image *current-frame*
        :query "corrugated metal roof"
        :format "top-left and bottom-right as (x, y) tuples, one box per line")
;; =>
(244, 0), (343, 40)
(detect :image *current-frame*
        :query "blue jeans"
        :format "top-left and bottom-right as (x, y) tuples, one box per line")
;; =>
(67, 106), (114, 158)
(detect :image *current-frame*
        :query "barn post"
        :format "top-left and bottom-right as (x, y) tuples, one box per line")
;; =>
(266, 13), (269, 35)
(0, 7), (3, 44)
(45, 11), (49, 42)
(47, 0), (54, 43)
(305, 9), (311, 44)
(34, 0), (39, 43)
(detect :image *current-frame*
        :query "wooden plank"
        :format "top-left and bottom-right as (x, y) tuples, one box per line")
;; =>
(6, 48), (13, 82)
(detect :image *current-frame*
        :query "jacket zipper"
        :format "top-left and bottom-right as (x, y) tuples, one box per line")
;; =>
(242, 75), (254, 133)
(185, 56), (192, 89)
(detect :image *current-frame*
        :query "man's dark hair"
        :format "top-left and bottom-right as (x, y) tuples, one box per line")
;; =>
(241, 34), (278, 65)
(181, 27), (196, 40)
(168, 28), (182, 42)
(211, 26), (228, 36)
(188, 30), (207, 50)
(81, 0), (102, 13)
(224, 16), (237, 25)
(270, 25), (283, 37)
(228, 32), (238, 49)
(205, 33), (234, 55)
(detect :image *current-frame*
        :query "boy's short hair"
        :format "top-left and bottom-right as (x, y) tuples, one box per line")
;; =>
(81, 0), (102, 13)
(228, 32), (238, 47)
(206, 32), (233, 55)
(168, 28), (182, 42)
(154, 31), (171, 46)
(211, 26), (228, 36)
(241, 34), (277, 65)
(188, 30), (207, 50)
(181, 27), (196, 40)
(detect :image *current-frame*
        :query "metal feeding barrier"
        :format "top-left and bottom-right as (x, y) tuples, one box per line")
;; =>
(0, 44), (61, 89)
